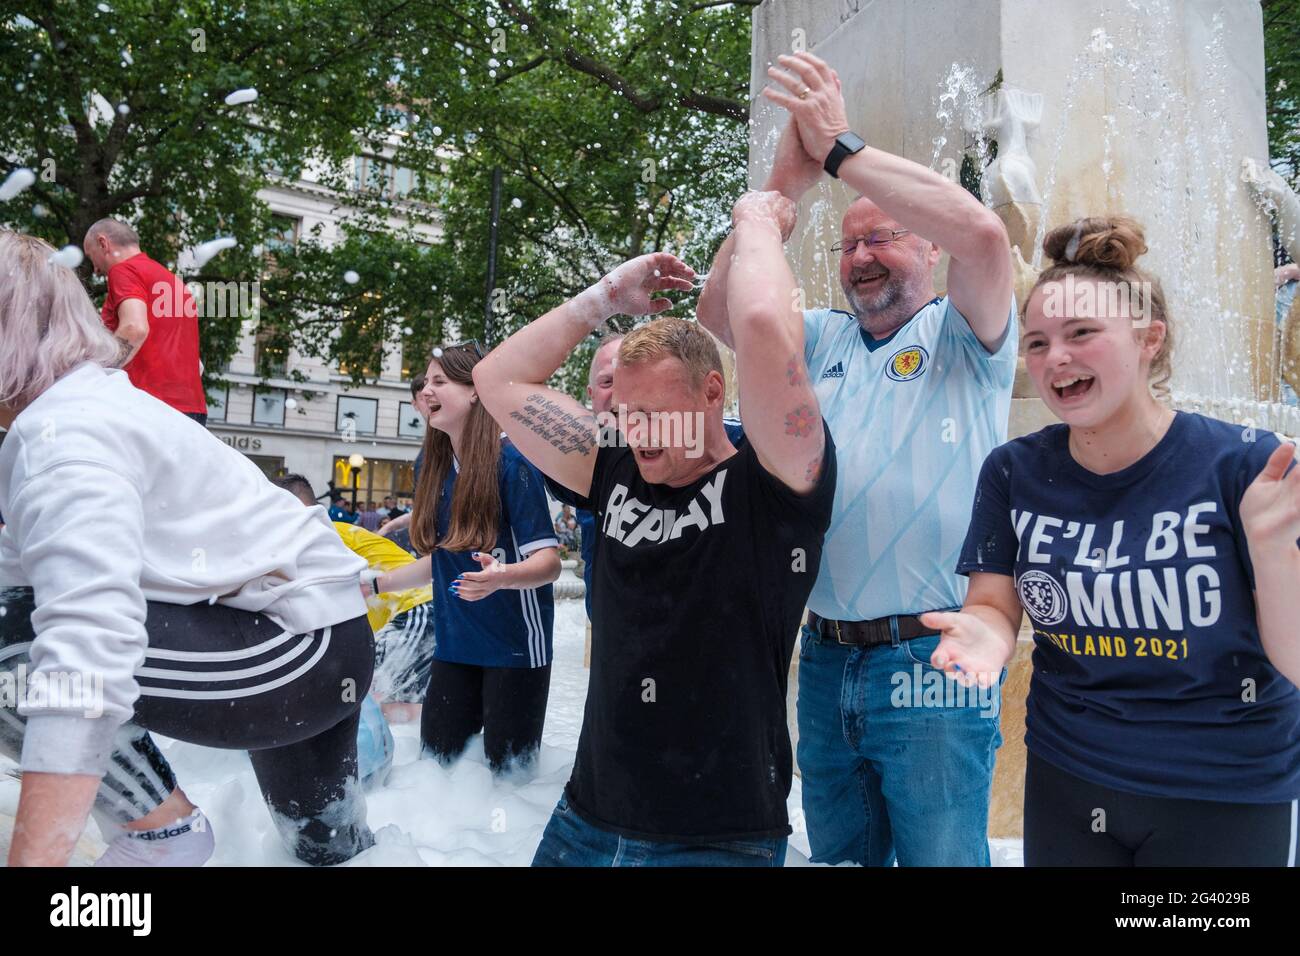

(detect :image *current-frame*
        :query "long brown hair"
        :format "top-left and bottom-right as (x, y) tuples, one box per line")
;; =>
(1029, 216), (1174, 400)
(410, 345), (503, 554)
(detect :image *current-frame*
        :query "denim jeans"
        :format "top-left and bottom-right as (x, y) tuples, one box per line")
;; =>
(796, 622), (1003, 866)
(531, 794), (788, 867)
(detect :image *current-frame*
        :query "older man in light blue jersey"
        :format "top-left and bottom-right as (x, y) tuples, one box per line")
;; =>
(700, 53), (1016, 866)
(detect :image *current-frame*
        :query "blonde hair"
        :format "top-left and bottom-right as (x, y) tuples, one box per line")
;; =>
(0, 231), (123, 408)
(618, 318), (722, 388)
(1031, 216), (1173, 400)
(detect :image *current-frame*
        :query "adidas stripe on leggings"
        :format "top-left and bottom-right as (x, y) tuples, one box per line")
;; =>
(0, 586), (376, 866)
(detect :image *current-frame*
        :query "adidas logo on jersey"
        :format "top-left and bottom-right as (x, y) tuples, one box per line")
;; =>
(820, 362), (846, 380)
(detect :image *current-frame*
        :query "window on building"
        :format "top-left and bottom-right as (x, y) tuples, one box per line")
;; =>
(353, 155), (393, 195)
(265, 214), (300, 256)
(333, 456), (418, 508)
(336, 395), (378, 438)
(398, 401), (425, 439)
(353, 155), (425, 201)
(254, 325), (290, 378)
(206, 385), (228, 422)
(248, 455), (287, 480)
(252, 387), (286, 427)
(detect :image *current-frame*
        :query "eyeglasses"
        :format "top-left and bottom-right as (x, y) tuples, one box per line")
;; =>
(830, 229), (911, 256)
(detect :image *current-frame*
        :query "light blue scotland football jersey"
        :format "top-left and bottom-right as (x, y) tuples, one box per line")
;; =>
(803, 296), (1017, 621)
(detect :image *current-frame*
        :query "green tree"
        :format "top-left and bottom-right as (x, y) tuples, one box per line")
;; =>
(0, 0), (755, 396)
(1263, 0), (1299, 188)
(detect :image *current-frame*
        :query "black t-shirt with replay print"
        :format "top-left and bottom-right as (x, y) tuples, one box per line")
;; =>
(546, 422), (836, 843)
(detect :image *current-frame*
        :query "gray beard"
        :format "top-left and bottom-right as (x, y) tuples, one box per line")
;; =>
(843, 276), (913, 336)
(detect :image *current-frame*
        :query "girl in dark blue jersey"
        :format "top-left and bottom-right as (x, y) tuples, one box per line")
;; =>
(368, 344), (560, 774)
(926, 217), (1300, 866)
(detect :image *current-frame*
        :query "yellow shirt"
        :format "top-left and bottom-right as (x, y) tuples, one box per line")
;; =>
(333, 522), (432, 632)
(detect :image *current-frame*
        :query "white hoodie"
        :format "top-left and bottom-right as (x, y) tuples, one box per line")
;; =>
(0, 363), (367, 776)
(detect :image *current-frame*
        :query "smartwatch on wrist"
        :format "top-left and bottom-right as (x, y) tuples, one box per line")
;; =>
(824, 131), (867, 179)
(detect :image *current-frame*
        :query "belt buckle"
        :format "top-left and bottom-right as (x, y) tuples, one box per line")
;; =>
(834, 620), (851, 646)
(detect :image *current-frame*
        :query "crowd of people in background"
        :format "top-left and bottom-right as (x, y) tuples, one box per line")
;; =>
(329, 495), (413, 531)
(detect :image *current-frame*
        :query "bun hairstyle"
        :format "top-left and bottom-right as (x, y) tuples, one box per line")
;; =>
(1030, 216), (1173, 400)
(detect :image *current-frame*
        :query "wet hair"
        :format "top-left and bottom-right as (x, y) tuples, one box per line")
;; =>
(273, 473), (317, 507)
(619, 318), (722, 389)
(1030, 216), (1173, 400)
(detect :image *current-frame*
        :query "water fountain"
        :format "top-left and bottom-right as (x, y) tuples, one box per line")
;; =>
(746, 0), (1288, 842)
(748, 0), (1289, 436)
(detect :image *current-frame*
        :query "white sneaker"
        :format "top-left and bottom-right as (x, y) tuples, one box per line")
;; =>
(94, 810), (215, 867)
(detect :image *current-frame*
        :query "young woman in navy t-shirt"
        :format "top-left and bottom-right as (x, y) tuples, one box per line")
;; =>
(369, 343), (560, 774)
(927, 217), (1300, 865)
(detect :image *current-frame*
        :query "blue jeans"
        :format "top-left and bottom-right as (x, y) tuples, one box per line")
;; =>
(531, 795), (788, 867)
(796, 622), (1003, 866)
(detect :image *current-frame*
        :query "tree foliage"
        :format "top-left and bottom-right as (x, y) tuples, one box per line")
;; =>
(0, 0), (753, 396)
(3, 0), (1295, 399)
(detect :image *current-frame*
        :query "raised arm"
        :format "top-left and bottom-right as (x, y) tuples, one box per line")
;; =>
(698, 117), (825, 350)
(727, 191), (825, 495)
(763, 52), (1013, 350)
(474, 253), (694, 498)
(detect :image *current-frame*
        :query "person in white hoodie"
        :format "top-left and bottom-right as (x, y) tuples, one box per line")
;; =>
(0, 230), (376, 867)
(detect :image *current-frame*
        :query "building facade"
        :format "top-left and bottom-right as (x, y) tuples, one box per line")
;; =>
(203, 155), (440, 510)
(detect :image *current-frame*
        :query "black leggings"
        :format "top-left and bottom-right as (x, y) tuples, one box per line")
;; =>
(421, 658), (551, 773)
(0, 586), (375, 866)
(1024, 750), (1298, 867)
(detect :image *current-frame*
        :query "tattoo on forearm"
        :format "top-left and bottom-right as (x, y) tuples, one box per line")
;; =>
(510, 393), (597, 455)
(784, 404), (817, 438)
(786, 355), (806, 387)
(113, 335), (133, 367)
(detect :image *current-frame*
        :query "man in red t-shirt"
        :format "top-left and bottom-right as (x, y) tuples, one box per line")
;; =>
(83, 218), (208, 423)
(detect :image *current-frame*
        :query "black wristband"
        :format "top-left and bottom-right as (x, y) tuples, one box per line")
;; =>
(824, 132), (867, 179)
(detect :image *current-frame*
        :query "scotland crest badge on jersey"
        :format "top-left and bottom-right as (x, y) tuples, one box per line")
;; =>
(885, 345), (928, 382)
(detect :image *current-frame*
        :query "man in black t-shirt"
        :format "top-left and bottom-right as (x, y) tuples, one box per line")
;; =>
(475, 191), (835, 866)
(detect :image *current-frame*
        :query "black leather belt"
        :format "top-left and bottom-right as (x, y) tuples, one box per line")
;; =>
(808, 610), (939, 647)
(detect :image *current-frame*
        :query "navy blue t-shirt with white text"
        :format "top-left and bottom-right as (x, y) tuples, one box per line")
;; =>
(957, 412), (1300, 803)
(431, 441), (557, 668)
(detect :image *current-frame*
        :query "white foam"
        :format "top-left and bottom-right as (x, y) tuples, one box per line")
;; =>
(48, 245), (84, 269)
(189, 237), (237, 269)
(0, 168), (36, 202)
